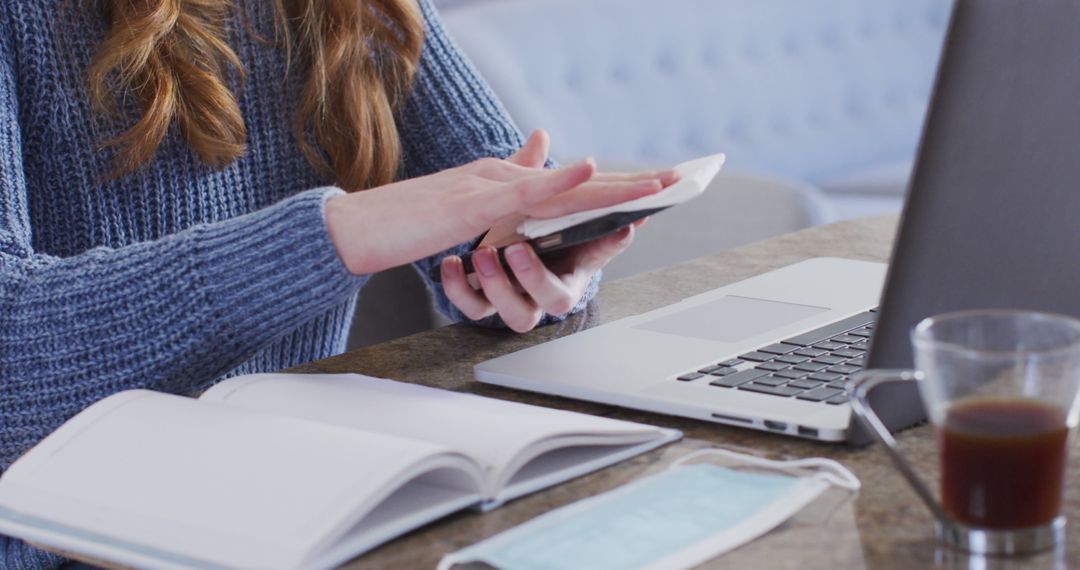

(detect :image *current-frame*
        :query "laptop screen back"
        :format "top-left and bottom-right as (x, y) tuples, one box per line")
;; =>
(870, 0), (1080, 371)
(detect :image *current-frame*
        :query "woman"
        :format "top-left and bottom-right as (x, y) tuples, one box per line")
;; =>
(0, 0), (671, 566)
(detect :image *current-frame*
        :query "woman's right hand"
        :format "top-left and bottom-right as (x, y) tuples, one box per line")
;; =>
(324, 136), (664, 276)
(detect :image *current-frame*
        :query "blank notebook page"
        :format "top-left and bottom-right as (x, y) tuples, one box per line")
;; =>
(201, 374), (662, 473)
(0, 390), (459, 568)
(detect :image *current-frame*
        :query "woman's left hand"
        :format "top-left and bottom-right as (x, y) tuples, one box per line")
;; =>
(439, 130), (678, 332)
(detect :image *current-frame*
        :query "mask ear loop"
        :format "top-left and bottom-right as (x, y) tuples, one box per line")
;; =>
(671, 448), (861, 491)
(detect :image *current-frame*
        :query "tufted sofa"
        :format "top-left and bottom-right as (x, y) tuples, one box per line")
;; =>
(440, 0), (950, 221)
(348, 0), (951, 348)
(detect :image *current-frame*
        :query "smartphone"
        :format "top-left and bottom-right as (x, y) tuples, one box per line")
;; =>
(428, 206), (668, 283)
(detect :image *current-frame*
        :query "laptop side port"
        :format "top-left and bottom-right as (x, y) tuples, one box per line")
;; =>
(763, 420), (788, 432)
(797, 425), (820, 438)
(711, 413), (752, 424)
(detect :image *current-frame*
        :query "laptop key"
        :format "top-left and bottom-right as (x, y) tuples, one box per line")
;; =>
(828, 364), (860, 375)
(831, 348), (861, 359)
(851, 342), (870, 351)
(813, 355), (846, 365)
(809, 372), (843, 382)
(782, 311), (877, 346)
(698, 365), (727, 374)
(719, 358), (744, 367)
(797, 387), (844, 402)
(758, 343), (799, 355)
(774, 354), (809, 364)
(755, 376), (790, 387)
(739, 383), (804, 397)
(826, 394), (852, 405)
(756, 361), (789, 372)
(813, 341), (845, 351)
(708, 367), (738, 376)
(850, 329), (873, 338)
(847, 357), (867, 367)
(788, 379), (823, 390)
(794, 347), (828, 358)
(830, 335), (862, 344)
(677, 372), (705, 381)
(773, 369), (809, 380)
(709, 368), (769, 387)
(793, 362), (828, 372)
(739, 351), (773, 362)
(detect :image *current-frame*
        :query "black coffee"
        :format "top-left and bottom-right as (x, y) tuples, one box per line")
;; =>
(938, 398), (1069, 529)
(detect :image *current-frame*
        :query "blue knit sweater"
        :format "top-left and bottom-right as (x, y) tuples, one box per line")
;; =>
(0, 1), (596, 567)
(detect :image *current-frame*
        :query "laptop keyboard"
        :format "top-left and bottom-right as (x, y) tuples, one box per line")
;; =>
(674, 310), (877, 405)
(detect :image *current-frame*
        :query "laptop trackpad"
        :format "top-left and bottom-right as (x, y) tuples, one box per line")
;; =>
(634, 295), (828, 343)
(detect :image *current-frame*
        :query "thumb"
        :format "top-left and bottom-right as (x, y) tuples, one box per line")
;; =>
(507, 129), (550, 168)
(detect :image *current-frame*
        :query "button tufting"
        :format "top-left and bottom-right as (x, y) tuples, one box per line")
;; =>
(611, 64), (632, 84)
(683, 130), (710, 151)
(656, 50), (677, 74)
(564, 69), (583, 90)
(702, 45), (721, 67)
(783, 35), (801, 57)
(861, 22), (877, 40)
(727, 120), (749, 141)
(893, 15), (913, 34)
(885, 88), (906, 110)
(819, 28), (842, 51)
(742, 41), (763, 62)
(846, 99), (867, 120)
(771, 117), (791, 137)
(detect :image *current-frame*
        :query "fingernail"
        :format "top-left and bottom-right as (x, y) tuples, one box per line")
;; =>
(473, 248), (498, 278)
(441, 256), (461, 277)
(505, 244), (532, 272)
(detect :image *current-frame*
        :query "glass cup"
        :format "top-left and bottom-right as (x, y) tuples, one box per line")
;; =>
(850, 310), (1080, 556)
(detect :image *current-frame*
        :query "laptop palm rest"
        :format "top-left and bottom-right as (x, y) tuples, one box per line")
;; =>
(634, 296), (829, 343)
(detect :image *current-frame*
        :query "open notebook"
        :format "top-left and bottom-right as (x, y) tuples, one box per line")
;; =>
(0, 373), (680, 570)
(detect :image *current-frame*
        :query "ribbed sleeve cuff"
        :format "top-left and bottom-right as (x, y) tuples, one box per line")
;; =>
(0, 536), (64, 570)
(192, 187), (368, 351)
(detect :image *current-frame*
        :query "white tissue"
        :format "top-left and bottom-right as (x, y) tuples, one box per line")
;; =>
(517, 154), (726, 239)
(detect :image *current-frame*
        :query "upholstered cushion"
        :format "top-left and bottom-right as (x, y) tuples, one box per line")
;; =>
(442, 0), (949, 185)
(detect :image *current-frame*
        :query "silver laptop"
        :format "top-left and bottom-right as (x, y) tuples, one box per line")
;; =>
(476, 0), (1080, 443)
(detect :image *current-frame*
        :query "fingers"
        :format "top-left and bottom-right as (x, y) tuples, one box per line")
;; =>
(507, 129), (550, 168)
(524, 178), (662, 219)
(591, 169), (680, 187)
(482, 158), (596, 221)
(471, 246), (544, 332)
(440, 256), (496, 320)
(444, 239), (614, 332)
(503, 243), (579, 315)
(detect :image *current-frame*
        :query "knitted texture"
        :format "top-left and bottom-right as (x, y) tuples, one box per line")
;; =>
(0, 0), (596, 566)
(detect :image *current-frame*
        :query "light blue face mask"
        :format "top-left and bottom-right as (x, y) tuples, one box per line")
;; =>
(437, 449), (860, 570)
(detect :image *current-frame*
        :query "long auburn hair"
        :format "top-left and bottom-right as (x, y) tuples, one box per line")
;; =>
(87, 0), (424, 191)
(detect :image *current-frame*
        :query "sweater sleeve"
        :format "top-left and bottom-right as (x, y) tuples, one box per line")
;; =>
(0, 49), (366, 475)
(399, 0), (599, 325)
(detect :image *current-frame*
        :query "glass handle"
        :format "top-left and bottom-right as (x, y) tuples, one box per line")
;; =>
(850, 369), (951, 526)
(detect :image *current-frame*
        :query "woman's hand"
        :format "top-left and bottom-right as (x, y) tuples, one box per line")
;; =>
(438, 130), (678, 333)
(324, 130), (665, 278)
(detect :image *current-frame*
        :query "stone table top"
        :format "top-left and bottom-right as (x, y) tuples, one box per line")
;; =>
(294, 214), (1075, 570)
